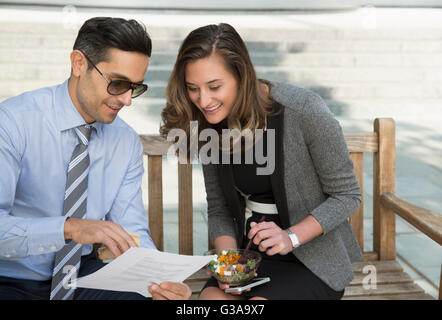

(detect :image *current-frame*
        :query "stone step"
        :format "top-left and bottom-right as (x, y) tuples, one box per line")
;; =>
(3, 21), (442, 41)
(325, 98), (442, 118)
(4, 48), (442, 68)
(2, 79), (442, 100)
(147, 82), (442, 99)
(2, 91), (441, 121)
(3, 63), (442, 85)
(114, 95), (442, 120)
(1, 89), (436, 122)
(250, 52), (442, 68)
(132, 97), (442, 119)
(3, 32), (442, 55)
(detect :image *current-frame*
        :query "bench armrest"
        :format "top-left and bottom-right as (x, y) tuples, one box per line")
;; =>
(380, 192), (442, 246)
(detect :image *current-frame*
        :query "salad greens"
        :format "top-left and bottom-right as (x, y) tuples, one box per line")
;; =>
(206, 249), (259, 285)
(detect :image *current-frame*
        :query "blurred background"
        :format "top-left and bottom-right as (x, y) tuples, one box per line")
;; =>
(0, 0), (440, 298)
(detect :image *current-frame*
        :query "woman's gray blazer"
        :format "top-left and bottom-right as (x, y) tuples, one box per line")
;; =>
(202, 81), (363, 292)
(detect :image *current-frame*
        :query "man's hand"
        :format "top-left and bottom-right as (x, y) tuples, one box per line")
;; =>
(64, 218), (138, 257)
(148, 282), (192, 300)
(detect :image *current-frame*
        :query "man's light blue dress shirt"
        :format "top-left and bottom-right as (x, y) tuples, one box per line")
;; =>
(0, 79), (156, 281)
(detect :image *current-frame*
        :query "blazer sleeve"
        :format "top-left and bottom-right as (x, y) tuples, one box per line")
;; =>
(298, 94), (362, 235)
(202, 163), (237, 245)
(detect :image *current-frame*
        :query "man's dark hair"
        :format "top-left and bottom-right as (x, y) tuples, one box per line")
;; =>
(73, 17), (152, 69)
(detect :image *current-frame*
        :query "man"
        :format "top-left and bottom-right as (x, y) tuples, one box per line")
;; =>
(0, 17), (190, 300)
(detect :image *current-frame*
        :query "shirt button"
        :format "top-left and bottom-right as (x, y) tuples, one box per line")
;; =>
(5, 254), (11, 258)
(39, 245), (44, 252)
(50, 245), (57, 251)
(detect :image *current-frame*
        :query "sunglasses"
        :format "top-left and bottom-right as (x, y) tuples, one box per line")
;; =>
(81, 52), (148, 98)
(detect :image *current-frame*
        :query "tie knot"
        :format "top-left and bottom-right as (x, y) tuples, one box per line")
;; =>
(75, 125), (92, 145)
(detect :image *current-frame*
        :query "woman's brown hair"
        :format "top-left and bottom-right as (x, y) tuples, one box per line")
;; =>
(160, 23), (273, 151)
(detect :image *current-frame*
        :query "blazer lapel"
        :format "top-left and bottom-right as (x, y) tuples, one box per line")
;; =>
(267, 102), (291, 229)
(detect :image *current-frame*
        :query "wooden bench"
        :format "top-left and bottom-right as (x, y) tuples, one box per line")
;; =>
(140, 118), (442, 300)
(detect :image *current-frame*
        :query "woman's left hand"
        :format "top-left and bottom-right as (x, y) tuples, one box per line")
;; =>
(248, 221), (293, 255)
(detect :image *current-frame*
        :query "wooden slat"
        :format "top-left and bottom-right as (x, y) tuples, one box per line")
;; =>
(189, 285), (434, 300)
(342, 292), (434, 300)
(147, 155), (164, 251)
(345, 132), (378, 153)
(349, 152), (364, 251)
(186, 268), (210, 282)
(140, 134), (173, 156)
(189, 293), (200, 300)
(344, 282), (424, 297)
(184, 269), (210, 299)
(352, 260), (403, 274)
(349, 271), (413, 286)
(439, 267), (441, 300)
(178, 163), (193, 255)
(380, 192), (442, 246)
(361, 251), (378, 261)
(140, 133), (379, 155)
(186, 280), (208, 294)
(373, 118), (396, 260)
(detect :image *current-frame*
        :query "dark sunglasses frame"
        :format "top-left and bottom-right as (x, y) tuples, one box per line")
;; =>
(81, 51), (148, 98)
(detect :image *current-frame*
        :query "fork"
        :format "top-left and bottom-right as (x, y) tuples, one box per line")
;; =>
(238, 216), (265, 264)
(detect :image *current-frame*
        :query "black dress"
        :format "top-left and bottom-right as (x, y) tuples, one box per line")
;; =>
(203, 130), (345, 300)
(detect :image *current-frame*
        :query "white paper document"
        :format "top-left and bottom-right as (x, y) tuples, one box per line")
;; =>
(71, 247), (216, 297)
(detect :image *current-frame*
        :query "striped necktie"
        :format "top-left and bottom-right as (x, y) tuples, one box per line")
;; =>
(50, 125), (92, 300)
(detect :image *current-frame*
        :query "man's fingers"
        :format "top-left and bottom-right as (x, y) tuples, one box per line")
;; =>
(107, 223), (138, 249)
(100, 229), (134, 257)
(113, 224), (139, 248)
(160, 282), (191, 299)
(102, 228), (131, 256)
(101, 236), (121, 258)
(150, 282), (191, 300)
(68, 219), (137, 257)
(101, 222), (141, 256)
(149, 284), (167, 300)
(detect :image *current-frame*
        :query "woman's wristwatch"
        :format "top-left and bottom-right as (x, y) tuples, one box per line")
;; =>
(285, 229), (300, 249)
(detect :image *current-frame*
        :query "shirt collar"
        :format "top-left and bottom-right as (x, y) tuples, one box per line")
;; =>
(56, 79), (102, 138)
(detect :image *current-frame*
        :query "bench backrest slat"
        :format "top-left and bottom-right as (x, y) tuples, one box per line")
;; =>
(373, 118), (396, 260)
(147, 155), (164, 251)
(178, 163), (193, 255)
(349, 152), (364, 251)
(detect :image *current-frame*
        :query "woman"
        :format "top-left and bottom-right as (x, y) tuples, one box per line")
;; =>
(160, 23), (363, 300)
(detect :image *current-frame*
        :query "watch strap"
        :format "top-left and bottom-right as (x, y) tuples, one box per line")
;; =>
(286, 228), (300, 249)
